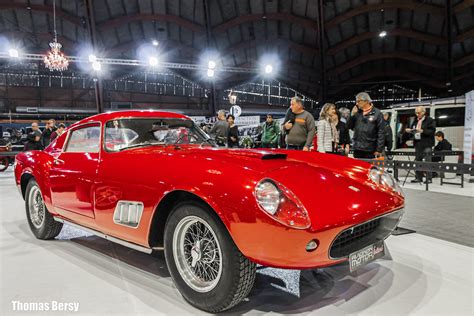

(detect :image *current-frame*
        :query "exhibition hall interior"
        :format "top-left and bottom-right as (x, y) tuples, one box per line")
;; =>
(0, 0), (473, 315)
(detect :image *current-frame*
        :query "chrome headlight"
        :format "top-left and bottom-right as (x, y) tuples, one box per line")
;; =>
(255, 179), (311, 229)
(255, 180), (280, 215)
(369, 167), (404, 197)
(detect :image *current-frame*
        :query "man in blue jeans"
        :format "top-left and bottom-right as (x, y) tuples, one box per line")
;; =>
(283, 96), (315, 151)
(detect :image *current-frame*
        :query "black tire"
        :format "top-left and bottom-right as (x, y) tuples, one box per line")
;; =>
(25, 179), (63, 240)
(164, 202), (256, 312)
(0, 157), (8, 172)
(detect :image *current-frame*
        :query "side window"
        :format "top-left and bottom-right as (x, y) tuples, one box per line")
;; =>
(435, 107), (465, 127)
(65, 126), (101, 153)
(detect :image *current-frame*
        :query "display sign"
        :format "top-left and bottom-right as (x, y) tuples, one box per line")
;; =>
(235, 116), (260, 126)
(464, 90), (473, 164)
(230, 105), (242, 118)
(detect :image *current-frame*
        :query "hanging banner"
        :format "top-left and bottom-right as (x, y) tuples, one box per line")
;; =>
(463, 90), (473, 164)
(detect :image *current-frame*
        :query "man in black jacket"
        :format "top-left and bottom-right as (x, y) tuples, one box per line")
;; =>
(24, 131), (43, 151)
(347, 92), (385, 159)
(405, 106), (436, 183)
(383, 112), (393, 152)
(432, 131), (452, 163)
(41, 119), (56, 148)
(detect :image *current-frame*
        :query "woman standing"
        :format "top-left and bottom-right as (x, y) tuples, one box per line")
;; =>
(227, 114), (239, 148)
(317, 103), (337, 153)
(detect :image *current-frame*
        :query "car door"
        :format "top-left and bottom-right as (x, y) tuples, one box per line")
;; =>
(49, 123), (101, 218)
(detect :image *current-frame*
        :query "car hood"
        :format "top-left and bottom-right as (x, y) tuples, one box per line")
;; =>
(185, 147), (404, 231)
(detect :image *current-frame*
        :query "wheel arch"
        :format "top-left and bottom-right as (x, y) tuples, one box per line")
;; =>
(20, 172), (35, 199)
(148, 190), (232, 248)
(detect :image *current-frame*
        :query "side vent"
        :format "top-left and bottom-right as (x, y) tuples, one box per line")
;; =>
(113, 201), (144, 228)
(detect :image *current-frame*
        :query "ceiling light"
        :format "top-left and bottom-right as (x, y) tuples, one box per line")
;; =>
(152, 40), (159, 46)
(92, 61), (101, 71)
(208, 60), (216, 69)
(88, 54), (97, 63)
(149, 56), (158, 66)
(207, 69), (215, 77)
(264, 64), (273, 74)
(379, 31), (387, 37)
(8, 48), (19, 58)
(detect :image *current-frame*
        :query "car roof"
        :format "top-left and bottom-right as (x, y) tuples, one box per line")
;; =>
(69, 110), (191, 128)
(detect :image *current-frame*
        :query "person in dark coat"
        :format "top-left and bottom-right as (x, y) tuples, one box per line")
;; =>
(405, 106), (436, 182)
(227, 114), (239, 148)
(50, 123), (66, 142)
(24, 131), (43, 151)
(333, 111), (351, 155)
(41, 119), (56, 148)
(383, 112), (393, 152)
(432, 131), (452, 163)
(347, 92), (385, 159)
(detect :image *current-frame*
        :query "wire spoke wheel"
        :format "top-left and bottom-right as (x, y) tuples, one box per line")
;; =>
(28, 186), (45, 229)
(173, 215), (223, 293)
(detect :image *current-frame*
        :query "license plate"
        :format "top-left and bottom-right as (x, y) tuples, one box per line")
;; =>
(349, 241), (385, 273)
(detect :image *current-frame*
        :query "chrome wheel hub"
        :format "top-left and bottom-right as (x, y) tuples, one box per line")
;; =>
(172, 216), (223, 293)
(28, 186), (45, 229)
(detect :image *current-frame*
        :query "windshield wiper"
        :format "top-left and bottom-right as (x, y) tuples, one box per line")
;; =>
(200, 138), (216, 147)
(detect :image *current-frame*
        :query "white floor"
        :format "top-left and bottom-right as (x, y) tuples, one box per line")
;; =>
(1, 169), (473, 315)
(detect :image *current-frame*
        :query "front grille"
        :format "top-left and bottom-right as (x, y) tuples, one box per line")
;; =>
(329, 209), (403, 259)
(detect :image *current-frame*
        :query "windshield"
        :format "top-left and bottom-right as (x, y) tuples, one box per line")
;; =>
(104, 118), (215, 152)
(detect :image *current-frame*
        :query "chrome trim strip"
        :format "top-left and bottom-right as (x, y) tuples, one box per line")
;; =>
(328, 208), (404, 260)
(53, 217), (152, 254)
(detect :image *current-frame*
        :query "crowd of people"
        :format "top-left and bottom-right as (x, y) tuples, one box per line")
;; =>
(208, 93), (395, 158)
(22, 92), (453, 184)
(206, 92), (452, 183)
(23, 119), (66, 151)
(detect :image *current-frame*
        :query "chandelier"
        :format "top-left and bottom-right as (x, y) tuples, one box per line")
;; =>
(44, 41), (69, 71)
(44, 0), (69, 71)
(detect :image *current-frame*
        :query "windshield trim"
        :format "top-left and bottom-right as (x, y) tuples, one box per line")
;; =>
(102, 117), (215, 153)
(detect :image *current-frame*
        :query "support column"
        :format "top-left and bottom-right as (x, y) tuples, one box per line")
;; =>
(317, 0), (327, 102)
(85, 0), (103, 113)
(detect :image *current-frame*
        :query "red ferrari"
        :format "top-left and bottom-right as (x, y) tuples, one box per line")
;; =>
(15, 110), (404, 312)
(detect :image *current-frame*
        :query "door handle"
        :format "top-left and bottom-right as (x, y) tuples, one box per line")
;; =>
(53, 158), (64, 165)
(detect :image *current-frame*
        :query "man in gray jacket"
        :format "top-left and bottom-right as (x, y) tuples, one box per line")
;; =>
(209, 110), (229, 147)
(283, 97), (316, 151)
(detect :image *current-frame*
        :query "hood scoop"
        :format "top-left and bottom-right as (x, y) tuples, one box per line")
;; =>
(261, 153), (287, 160)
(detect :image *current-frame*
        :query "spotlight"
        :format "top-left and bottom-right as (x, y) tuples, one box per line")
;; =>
(152, 40), (159, 46)
(92, 61), (101, 71)
(264, 64), (273, 74)
(208, 60), (216, 69)
(149, 56), (158, 66)
(207, 69), (215, 77)
(379, 31), (387, 37)
(259, 53), (280, 77)
(8, 48), (19, 58)
(88, 54), (97, 63)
